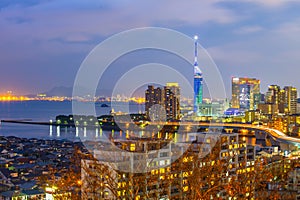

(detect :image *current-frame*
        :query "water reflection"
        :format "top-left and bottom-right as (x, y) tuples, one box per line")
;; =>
(49, 125), (257, 147)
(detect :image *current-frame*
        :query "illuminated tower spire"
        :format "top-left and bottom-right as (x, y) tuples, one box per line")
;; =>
(194, 35), (198, 66)
(193, 35), (203, 116)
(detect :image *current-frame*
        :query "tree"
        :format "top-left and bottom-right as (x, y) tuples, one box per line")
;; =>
(40, 137), (299, 200)
(38, 145), (84, 200)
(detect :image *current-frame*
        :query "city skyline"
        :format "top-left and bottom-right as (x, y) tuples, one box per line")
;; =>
(1, 1), (300, 97)
(3, 1), (300, 198)
(0, 79), (299, 100)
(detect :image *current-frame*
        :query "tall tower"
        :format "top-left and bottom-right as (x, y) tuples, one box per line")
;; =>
(193, 35), (203, 116)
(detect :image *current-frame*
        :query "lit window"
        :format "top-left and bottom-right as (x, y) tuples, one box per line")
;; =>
(130, 144), (136, 151)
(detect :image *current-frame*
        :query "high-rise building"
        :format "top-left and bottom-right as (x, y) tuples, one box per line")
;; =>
(231, 77), (260, 110)
(145, 85), (163, 118)
(284, 86), (298, 114)
(145, 83), (180, 121)
(263, 85), (286, 114)
(278, 89), (286, 113)
(260, 85), (298, 115)
(164, 83), (180, 121)
(265, 85), (281, 104)
(193, 36), (203, 116)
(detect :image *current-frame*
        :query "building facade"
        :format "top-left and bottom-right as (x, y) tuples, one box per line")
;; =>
(145, 83), (180, 121)
(259, 85), (298, 119)
(145, 85), (163, 119)
(164, 83), (180, 121)
(265, 85), (281, 105)
(231, 77), (260, 110)
(198, 101), (227, 117)
(266, 85), (286, 113)
(284, 86), (298, 114)
(81, 133), (256, 199)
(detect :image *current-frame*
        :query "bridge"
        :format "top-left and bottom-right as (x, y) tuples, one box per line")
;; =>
(120, 121), (300, 150)
(195, 122), (300, 146)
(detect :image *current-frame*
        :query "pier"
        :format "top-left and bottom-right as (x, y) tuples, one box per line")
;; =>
(1, 119), (56, 126)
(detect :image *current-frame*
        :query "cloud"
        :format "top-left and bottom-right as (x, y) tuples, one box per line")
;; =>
(0, 0), (237, 41)
(0, 0), (239, 62)
(208, 19), (300, 66)
(274, 19), (300, 37)
(227, 0), (299, 7)
(2, 0), (300, 94)
(58, 34), (92, 43)
(207, 45), (263, 66)
(206, 16), (300, 94)
(0, 0), (51, 9)
(233, 26), (264, 34)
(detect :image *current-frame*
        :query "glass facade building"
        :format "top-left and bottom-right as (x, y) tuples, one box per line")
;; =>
(231, 77), (260, 110)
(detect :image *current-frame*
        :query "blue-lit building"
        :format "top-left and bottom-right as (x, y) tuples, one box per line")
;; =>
(193, 36), (203, 116)
(224, 108), (244, 116)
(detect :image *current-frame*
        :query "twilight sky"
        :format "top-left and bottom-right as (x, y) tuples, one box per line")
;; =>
(1, 0), (300, 98)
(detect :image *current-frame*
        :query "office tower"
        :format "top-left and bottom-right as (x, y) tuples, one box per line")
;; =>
(284, 86), (298, 114)
(193, 35), (203, 116)
(145, 83), (180, 121)
(231, 77), (260, 110)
